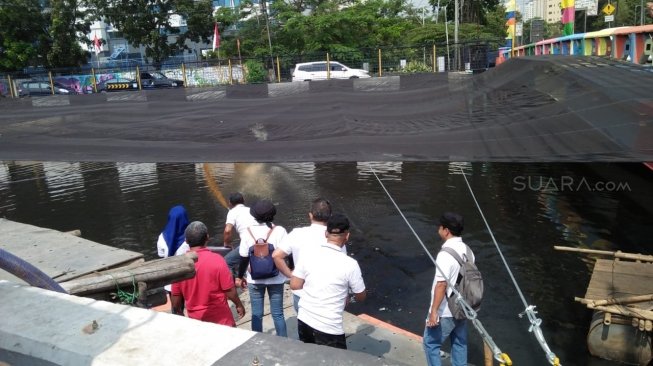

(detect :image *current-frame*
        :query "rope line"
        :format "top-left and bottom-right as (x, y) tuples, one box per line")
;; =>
(457, 166), (560, 366)
(108, 272), (138, 305)
(369, 164), (511, 365)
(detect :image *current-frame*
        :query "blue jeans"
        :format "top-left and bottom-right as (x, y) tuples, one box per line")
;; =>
(224, 246), (240, 272)
(293, 293), (300, 314)
(423, 317), (467, 366)
(248, 283), (287, 337)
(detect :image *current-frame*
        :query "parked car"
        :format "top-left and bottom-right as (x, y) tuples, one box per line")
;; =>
(292, 61), (370, 82)
(138, 72), (183, 88)
(0, 80), (26, 97)
(96, 77), (138, 92)
(20, 81), (72, 96)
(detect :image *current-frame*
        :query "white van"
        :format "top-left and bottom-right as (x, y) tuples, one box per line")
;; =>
(292, 61), (370, 82)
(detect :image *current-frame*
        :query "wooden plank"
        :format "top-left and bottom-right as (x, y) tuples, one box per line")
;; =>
(593, 259), (653, 277)
(587, 272), (653, 294)
(0, 219), (143, 284)
(60, 253), (197, 296)
(584, 259), (653, 310)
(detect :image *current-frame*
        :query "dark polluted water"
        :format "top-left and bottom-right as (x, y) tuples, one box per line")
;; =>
(1, 161), (651, 366)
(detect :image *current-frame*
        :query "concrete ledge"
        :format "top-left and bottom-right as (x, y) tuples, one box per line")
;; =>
(31, 95), (70, 107)
(309, 78), (354, 92)
(399, 73), (448, 89)
(226, 83), (269, 98)
(0, 281), (417, 365)
(268, 82), (310, 97)
(0, 281), (255, 365)
(106, 91), (147, 102)
(69, 93), (107, 106)
(144, 88), (187, 101)
(354, 76), (400, 91)
(185, 87), (227, 101)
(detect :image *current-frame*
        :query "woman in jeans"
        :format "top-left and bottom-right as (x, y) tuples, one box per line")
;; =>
(236, 200), (288, 337)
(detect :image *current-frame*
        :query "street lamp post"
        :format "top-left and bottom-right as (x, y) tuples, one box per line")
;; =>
(444, 5), (450, 70)
(454, 0), (459, 70)
(259, 0), (274, 79)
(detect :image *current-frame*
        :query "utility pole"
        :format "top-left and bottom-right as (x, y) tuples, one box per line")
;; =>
(260, 0), (274, 78)
(454, 0), (459, 70)
(641, 0), (645, 25)
(444, 5), (450, 70)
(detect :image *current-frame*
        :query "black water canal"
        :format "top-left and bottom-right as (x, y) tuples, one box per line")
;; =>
(1, 161), (650, 365)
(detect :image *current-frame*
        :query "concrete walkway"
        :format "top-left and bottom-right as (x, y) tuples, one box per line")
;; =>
(233, 284), (427, 366)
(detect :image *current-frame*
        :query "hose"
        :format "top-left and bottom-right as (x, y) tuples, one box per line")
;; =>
(0, 247), (67, 293)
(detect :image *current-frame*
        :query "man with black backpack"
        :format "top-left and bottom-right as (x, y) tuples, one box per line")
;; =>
(424, 212), (477, 366)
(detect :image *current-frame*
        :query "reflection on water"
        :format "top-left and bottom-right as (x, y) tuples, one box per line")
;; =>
(1, 161), (651, 366)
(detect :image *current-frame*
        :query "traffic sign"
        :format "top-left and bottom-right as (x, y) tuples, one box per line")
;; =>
(604, 15), (614, 21)
(602, 3), (615, 15)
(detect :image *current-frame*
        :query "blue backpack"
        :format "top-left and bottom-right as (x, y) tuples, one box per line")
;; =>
(247, 227), (279, 280)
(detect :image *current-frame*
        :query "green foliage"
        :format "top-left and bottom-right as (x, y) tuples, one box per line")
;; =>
(47, 0), (93, 68)
(91, 0), (214, 68)
(244, 60), (267, 83)
(0, 0), (43, 70)
(1, 0), (513, 72)
(401, 61), (431, 73)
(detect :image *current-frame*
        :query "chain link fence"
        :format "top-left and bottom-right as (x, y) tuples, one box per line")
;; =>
(0, 40), (501, 97)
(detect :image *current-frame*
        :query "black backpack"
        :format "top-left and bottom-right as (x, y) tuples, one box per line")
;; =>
(247, 227), (279, 280)
(440, 245), (483, 320)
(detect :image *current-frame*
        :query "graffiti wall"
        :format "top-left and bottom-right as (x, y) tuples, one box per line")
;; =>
(19, 65), (241, 95)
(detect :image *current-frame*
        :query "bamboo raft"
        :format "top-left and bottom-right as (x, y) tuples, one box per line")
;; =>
(0, 219), (196, 308)
(555, 246), (653, 365)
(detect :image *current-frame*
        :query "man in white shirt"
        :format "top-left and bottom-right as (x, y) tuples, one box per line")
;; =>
(273, 197), (342, 312)
(424, 212), (475, 366)
(223, 192), (257, 271)
(290, 213), (366, 350)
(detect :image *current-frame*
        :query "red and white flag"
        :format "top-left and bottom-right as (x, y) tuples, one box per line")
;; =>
(93, 33), (101, 55)
(212, 23), (220, 51)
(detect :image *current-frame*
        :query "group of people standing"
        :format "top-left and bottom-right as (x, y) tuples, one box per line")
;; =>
(157, 195), (475, 366)
(156, 194), (367, 350)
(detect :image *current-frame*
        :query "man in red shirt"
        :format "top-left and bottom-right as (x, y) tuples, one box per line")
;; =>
(172, 221), (245, 326)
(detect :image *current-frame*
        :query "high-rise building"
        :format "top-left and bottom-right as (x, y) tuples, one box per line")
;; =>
(545, 0), (562, 23)
(523, 0), (535, 21)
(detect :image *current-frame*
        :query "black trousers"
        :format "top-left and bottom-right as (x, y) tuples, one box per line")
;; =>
(297, 319), (347, 349)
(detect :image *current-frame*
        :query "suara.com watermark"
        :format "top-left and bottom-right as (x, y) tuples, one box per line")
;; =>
(513, 176), (632, 192)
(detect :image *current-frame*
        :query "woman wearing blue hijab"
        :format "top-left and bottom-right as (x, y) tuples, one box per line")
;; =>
(157, 205), (190, 258)
(157, 205), (190, 314)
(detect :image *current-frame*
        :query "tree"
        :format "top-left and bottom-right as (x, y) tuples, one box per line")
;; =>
(429, 0), (501, 24)
(0, 0), (47, 71)
(47, 0), (95, 68)
(92, 0), (214, 68)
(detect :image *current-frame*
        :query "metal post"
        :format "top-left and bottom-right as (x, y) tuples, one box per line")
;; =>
(378, 49), (382, 77)
(7, 75), (14, 98)
(454, 0), (460, 69)
(228, 60), (232, 85)
(182, 63), (188, 88)
(136, 65), (142, 90)
(48, 71), (55, 95)
(433, 45), (437, 72)
(276, 56), (281, 83)
(91, 68), (98, 93)
(260, 0), (274, 81)
(641, 0), (645, 25)
(444, 5), (450, 71)
(326, 53), (331, 80)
